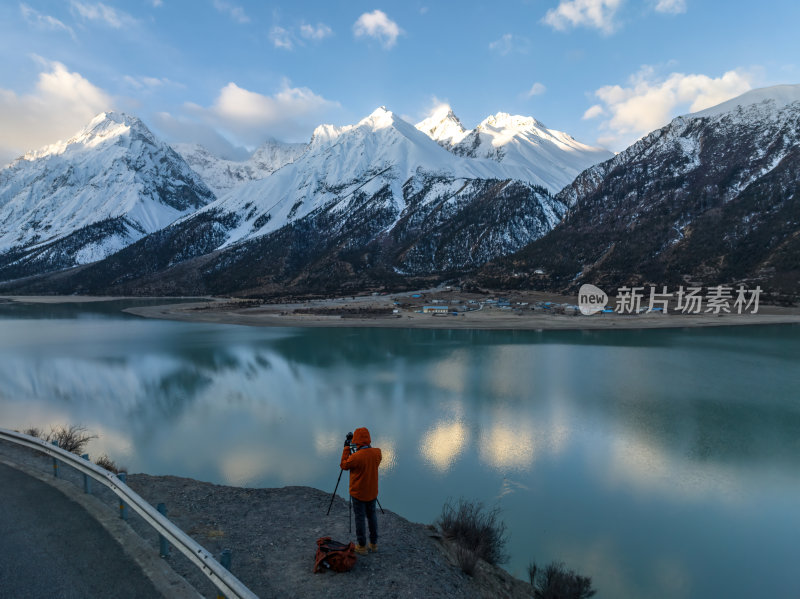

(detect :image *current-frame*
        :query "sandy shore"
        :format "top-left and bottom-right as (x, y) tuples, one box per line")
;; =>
(4, 292), (799, 330)
(123, 295), (800, 331)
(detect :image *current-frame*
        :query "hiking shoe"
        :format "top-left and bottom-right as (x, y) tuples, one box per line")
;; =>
(368, 543), (378, 553)
(354, 544), (368, 555)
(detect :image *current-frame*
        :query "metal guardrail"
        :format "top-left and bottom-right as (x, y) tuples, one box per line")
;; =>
(0, 428), (259, 599)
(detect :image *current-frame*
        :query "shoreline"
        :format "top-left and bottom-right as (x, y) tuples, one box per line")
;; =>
(3, 294), (800, 330)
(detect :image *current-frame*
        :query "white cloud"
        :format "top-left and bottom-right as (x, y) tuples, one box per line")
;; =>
(353, 10), (403, 49)
(526, 82), (547, 97)
(300, 22), (332, 40)
(70, 1), (134, 28)
(183, 79), (340, 146)
(213, 0), (249, 24)
(542, 0), (623, 34)
(582, 104), (605, 119)
(489, 33), (531, 55)
(655, 0), (686, 13)
(588, 66), (754, 149)
(0, 60), (112, 164)
(20, 3), (76, 39)
(270, 26), (293, 50)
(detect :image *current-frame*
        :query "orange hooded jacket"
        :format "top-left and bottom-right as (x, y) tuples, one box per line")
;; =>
(340, 427), (382, 502)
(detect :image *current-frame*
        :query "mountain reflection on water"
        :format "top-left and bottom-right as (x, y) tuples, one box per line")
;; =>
(0, 301), (798, 599)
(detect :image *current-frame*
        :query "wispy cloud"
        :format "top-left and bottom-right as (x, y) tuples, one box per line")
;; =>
(123, 75), (181, 90)
(542, 0), (623, 35)
(213, 0), (250, 24)
(353, 10), (403, 49)
(182, 79), (340, 146)
(584, 65), (754, 149)
(0, 59), (112, 164)
(489, 33), (531, 56)
(20, 3), (76, 40)
(654, 0), (686, 14)
(269, 26), (293, 50)
(70, 1), (135, 28)
(526, 82), (547, 97)
(300, 22), (332, 40)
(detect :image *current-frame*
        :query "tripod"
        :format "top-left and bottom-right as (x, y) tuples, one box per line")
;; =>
(326, 467), (385, 533)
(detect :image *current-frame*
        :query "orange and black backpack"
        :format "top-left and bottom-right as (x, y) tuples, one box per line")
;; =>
(312, 537), (357, 573)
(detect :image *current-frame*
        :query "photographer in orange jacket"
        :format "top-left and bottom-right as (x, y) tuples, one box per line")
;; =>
(340, 427), (382, 555)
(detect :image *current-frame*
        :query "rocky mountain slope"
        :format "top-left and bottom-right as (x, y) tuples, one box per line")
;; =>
(416, 105), (613, 193)
(478, 85), (800, 300)
(0, 112), (215, 281)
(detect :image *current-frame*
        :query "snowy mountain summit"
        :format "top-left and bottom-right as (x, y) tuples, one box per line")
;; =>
(172, 139), (307, 196)
(415, 105), (613, 193)
(0, 111), (215, 279)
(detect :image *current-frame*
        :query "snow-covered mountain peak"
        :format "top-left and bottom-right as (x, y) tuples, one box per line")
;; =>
(688, 84), (800, 119)
(415, 106), (613, 192)
(24, 111), (151, 160)
(415, 105), (468, 146)
(0, 112), (214, 275)
(310, 123), (349, 149)
(172, 139), (307, 196)
(478, 112), (540, 132)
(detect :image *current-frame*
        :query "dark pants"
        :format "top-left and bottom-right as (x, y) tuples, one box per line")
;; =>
(351, 496), (378, 546)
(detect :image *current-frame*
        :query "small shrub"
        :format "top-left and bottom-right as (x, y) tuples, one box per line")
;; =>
(22, 427), (44, 439)
(95, 453), (119, 473)
(454, 544), (479, 576)
(46, 425), (97, 455)
(437, 498), (508, 566)
(528, 561), (596, 599)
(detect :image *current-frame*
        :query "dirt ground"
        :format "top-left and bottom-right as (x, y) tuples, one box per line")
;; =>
(0, 441), (533, 598)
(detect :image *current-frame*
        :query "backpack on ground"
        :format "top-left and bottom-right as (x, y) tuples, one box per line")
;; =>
(313, 536), (357, 573)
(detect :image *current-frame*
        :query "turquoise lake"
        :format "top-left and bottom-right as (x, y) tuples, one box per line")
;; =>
(0, 300), (798, 598)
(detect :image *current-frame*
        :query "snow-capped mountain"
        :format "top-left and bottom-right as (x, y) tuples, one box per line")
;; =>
(172, 140), (307, 196)
(25, 107), (567, 295)
(416, 105), (613, 193)
(480, 84), (800, 298)
(0, 112), (215, 280)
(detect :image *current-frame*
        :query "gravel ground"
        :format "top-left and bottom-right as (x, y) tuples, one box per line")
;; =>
(0, 440), (532, 598)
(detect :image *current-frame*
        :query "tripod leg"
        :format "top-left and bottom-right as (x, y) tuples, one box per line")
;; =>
(376, 497), (385, 515)
(327, 469), (344, 515)
(349, 495), (352, 533)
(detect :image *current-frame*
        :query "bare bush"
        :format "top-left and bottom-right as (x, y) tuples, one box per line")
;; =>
(437, 498), (508, 566)
(528, 561), (596, 599)
(22, 427), (44, 439)
(45, 425), (98, 455)
(454, 544), (479, 576)
(95, 453), (119, 473)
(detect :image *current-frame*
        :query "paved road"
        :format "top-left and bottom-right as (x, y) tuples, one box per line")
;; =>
(0, 461), (163, 598)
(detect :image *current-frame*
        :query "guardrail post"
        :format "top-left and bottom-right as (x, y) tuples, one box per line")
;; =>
(217, 549), (232, 599)
(118, 472), (128, 520)
(157, 503), (170, 557)
(81, 454), (92, 494)
(51, 440), (59, 478)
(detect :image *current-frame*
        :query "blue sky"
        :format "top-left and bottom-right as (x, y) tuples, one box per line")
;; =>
(1, 0), (798, 163)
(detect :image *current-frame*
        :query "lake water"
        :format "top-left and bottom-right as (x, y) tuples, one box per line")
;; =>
(0, 300), (798, 598)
